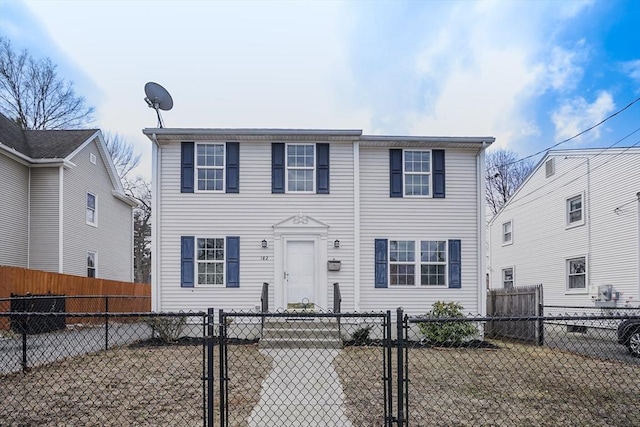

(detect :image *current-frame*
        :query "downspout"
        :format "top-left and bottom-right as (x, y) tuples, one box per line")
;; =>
(637, 191), (640, 302)
(477, 141), (488, 316)
(353, 140), (361, 312)
(59, 166), (64, 273)
(151, 133), (161, 312)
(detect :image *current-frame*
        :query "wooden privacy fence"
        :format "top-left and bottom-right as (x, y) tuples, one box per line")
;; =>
(0, 266), (150, 330)
(486, 284), (544, 345)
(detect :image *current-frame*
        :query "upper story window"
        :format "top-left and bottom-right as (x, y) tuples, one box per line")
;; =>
(566, 194), (584, 227)
(286, 144), (315, 192)
(502, 220), (513, 245)
(389, 239), (447, 286)
(86, 193), (97, 226)
(197, 238), (225, 285)
(196, 143), (225, 192)
(87, 251), (96, 277)
(567, 257), (586, 291)
(502, 267), (514, 289)
(404, 151), (431, 196)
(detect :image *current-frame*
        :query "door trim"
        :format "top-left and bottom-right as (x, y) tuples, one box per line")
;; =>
(273, 214), (328, 311)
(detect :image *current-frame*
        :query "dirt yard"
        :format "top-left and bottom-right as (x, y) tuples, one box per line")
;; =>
(1, 339), (638, 426)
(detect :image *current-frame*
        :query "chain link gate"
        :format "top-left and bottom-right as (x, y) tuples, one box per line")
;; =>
(210, 310), (395, 426)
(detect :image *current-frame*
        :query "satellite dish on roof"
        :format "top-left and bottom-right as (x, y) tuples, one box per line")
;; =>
(144, 82), (173, 128)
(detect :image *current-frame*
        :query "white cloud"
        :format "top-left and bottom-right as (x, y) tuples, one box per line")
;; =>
(544, 43), (586, 92)
(621, 59), (640, 83)
(550, 91), (615, 143)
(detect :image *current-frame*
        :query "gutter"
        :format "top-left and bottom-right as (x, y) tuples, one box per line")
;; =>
(150, 133), (161, 312)
(477, 141), (489, 315)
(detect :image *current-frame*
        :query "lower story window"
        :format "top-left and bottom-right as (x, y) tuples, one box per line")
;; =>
(502, 267), (514, 289)
(567, 257), (586, 290)
(390, 240), (447, 286)
(87, 251), (96, 278)
(197, 238), (225, 285)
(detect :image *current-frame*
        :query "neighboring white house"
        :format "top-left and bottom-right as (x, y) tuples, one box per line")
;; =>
(143, 127), (494, 315)
(0, 113), (137, 281)
(489, 148), (640, 311)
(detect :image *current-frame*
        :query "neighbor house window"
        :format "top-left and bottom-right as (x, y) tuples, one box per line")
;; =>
(87, 251), (96, 278)
(286, 144), (315, 192)
(196, 238), (225, 285)
(404, 150), (431, 196)
(502, 267), (514, 289)
(567, 257), (586, 290)
(502, 221), (513, 245)
(389, 240), (447, 286)
(196, 143), (225, 191)
(86, 193), (97, 226)
(566, 194), (583, 226)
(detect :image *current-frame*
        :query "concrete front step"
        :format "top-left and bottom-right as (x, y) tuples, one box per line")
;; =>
(260, 319), (342, 349)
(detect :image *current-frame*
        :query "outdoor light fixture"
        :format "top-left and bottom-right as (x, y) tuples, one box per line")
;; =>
(334, 239), (340, 248)
(261, 240), (268, 248)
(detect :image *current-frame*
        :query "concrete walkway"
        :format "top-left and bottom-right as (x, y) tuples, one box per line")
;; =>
(248, 348), (353, 426)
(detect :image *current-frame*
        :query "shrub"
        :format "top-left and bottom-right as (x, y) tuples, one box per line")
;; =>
(351, 325), (372, 344)
(145, 316), (186, 344)
(418, 301), (477, 345)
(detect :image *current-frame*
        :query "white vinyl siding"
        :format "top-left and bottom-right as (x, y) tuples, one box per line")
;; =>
(156, 139), (355, 313)
(490, 149), (640, 309)
(29, 168), (60, 272)
(0, 153), (29, 267)
(360, 147), (481, 315)
(63, 140), (133, 281)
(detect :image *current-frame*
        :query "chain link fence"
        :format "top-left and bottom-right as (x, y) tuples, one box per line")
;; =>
(1, 308), (638, 426)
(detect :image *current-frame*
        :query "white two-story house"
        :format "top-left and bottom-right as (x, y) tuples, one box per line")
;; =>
(0, 113), (137, 281)
(144, 128), (494, 315)
(489, 148), (640, 311)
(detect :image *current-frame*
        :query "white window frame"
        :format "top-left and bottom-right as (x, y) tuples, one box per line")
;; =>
(195, 143), (225, 193)
(403, 150), (432, 197)
(285, 143), (315, 193)
(195, 237), (225, 286)
(566, 193), (585, 228)
(502, 220), (513, 245)
(389, 239), (448, 287)
(566, 256), (587, 293)
(90, 153), (97, 164)
(502, 267), (514, 289)
(86, 192), (97, 226)
(87, 251), (97, 278)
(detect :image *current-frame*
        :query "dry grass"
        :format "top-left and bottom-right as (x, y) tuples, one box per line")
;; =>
(334, 342), (640, 427)
(0, 342), (270, 426)
(2, 339), (639, 426)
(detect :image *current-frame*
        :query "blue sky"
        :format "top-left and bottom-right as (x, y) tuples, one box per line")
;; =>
(1, 0), (638, 179)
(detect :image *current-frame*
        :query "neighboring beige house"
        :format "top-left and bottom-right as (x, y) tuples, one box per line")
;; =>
(489, 148), (640, 311)
(144, 127), (494, 315)
(0, 113), (137, 281)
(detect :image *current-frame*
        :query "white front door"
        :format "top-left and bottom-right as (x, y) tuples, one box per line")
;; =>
(285, 240), (315, 309)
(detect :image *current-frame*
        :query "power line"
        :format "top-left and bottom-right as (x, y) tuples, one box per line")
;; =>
(489, 95), (640, 170)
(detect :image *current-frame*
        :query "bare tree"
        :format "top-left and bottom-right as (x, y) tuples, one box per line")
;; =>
(0, 37), (94, 130)
(124, 176), (152, 283)
(485, 149), (535, 216)
(103, 132), (141, 180)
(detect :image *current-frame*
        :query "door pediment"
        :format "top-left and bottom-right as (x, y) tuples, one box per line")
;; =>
(273, 213), (329, 231)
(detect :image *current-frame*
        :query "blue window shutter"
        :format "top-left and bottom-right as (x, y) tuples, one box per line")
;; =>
(181, 142), (194, 193)
(432, 149), (445, 198)
(390, 149), (403, 197)
(272, 143), (285, 193)
(226, 236), (240, 288)
(374, 239), (388, 288)
(226, 142), (239, 193)
(316, 143), (330, 194)
(181, 236), (195, 288)
(448, 239), (461, 288)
